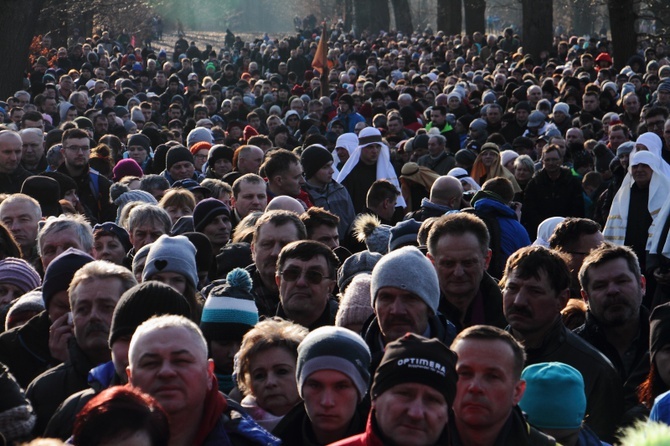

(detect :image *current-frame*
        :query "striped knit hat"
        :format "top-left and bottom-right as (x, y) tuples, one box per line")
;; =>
(200, 268), (259, 342)
(296, 326), (371, 402)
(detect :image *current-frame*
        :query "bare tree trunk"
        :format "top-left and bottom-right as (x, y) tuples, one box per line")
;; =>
(353, 0), (389, 35)
(522, 0), (553, 60)
(0, 0), (46, 100)
(438, 0), (462, 35)
(391, 0), (413, 34)
(608, 0), (637, 71)
(464, 0), (486, 35)
(572, 0), (595, 35)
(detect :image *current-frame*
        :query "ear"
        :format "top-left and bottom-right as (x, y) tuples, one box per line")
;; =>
(483, 248), (492, 269)
(640, 274), (647, 296)
(126, 366), (132, 383)
(513, 379), (526, 405)
(251, 242), (256, 262)
(275, 273), (281, 289)
(426, 251), (435, 265)
(580, 288), (589, 304)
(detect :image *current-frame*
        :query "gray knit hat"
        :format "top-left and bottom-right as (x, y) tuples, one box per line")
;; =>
(142, 235), (198, 289)
(337, 250), (383, 291)
(186, 127), (213, 148)
(296, 325), (371, 402)
(370, 246), (440, 314)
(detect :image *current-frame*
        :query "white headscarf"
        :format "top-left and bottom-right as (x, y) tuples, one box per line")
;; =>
(447, 167), (481, 191)
(631, 132), (670, 177)
(336, 127), (406, 207)
(331, 132), (358, 169)
(604, 151), (670, 249)
(532, 217), (566, 247)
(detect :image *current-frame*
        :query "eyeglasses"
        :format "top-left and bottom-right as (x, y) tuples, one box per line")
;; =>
(280, 268), (331, 285)
(194, 154), (208, 160)
(64, 145), (90, 153)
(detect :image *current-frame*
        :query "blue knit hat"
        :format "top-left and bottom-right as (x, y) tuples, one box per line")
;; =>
(200, 268), (258, 342)
(296, 326), (371, 402)
(519, 362), (586, 429)
(370, 246), (440, 314)
(142, 235), (198, 289)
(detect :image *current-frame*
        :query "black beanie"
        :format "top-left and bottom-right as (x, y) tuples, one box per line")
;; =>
(166, 145), (194, 171)
(21, 176), (62, 218)
(193, 198), (231, 232)
(128, 134), (152, 153)
(208, 144), (235, 164)
(301, 145), (333, 180)
(152, 144), (169, 173)
(650, 302), (670, 364)
(371, 333), (458, 405)
(41, 171), (77, 198)
(182, 232), (213, 274)
(109, 281), (191, 346)
(42, 248), (94, 309)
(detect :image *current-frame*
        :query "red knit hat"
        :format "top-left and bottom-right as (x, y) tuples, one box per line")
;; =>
(189, 141), (212, 156)
(243, 125), (259, 142)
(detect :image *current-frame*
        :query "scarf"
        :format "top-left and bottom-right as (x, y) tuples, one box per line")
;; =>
(469, 150), (521, 192)
(336, 134), (406, 208)
(632, 132), (670, 177)
(604, 151), (669, 250)
(193, 375), (227, 446)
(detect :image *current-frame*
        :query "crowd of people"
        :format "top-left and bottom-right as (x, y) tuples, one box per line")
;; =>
(2, 18), (670, 445)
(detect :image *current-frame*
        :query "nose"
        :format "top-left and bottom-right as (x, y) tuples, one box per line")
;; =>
(321, 388), (335, 407)
(265, 371), (278, 387)
(452, 262), (465, 277)
(406, 397), (426, 419)
(389, 297), (406, 314)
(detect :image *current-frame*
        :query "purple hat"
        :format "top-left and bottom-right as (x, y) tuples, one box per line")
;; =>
(112, 158), (144, 182)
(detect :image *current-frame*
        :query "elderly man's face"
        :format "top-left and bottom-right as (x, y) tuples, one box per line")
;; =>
(128, 326), (214, 415)
(374, 287), (431, 342)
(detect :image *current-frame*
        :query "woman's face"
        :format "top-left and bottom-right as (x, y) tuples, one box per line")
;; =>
(165, 205), (193, 226)
(515, 163), (533, 182)
(480, 150), (497, 168)
(248, 347), (300, 416)
(93, 235), (127, 265)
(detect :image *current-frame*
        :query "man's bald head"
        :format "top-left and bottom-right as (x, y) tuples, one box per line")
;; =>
(266, 195), (306, 214)
(430, 176), (463, 208)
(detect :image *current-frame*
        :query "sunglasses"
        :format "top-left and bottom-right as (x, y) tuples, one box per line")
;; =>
(280, 268), (331, 285)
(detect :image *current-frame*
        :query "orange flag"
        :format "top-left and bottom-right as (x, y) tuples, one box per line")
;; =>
(311, 23), (330, 75)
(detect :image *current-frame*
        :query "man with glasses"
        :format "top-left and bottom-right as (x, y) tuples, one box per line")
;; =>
(276, 240), (338, 330)
(644, 106), (670, 163)
(57, 128), (116, 224)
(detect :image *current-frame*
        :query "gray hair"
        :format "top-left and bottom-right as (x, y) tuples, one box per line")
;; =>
(127, 204), (171, 235)
(128, 315), (208, 366)
(38, 214), (93, 256)
(0, 193), (41, 220)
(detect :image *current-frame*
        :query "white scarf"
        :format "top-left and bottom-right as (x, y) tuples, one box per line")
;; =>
(336, 131), (406, 208)
(604, 151), (670, 249)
